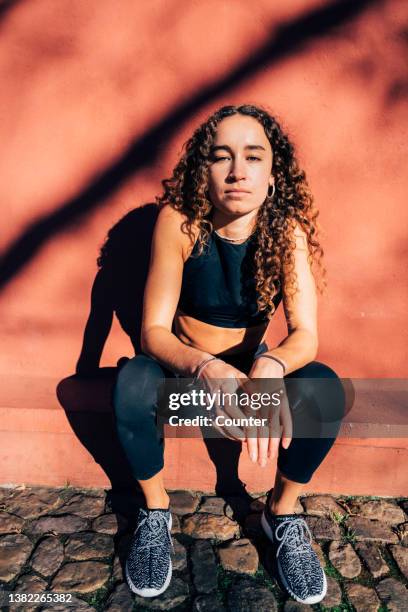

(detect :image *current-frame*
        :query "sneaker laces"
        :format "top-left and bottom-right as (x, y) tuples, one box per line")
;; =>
(136, 510), (174, 553)
(275, 517), (313, 558)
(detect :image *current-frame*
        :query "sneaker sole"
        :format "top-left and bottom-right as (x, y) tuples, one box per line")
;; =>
(125, 513), (173, 598)
(261, 512), (327, 605)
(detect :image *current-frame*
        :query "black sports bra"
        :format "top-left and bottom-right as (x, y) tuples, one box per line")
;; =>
(177, 230), (282, 328)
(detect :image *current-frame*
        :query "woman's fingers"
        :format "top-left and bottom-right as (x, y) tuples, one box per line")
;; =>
(279, 387), (293, 448)
(254, 400), (270, 466)
(213, 373), (257, 442)
(242, 377), (282, 466)
(268, 435), (280, 461)
(257, 434), (269, 467)
(212, 379), (246, 441)
(246, 435), (258, 463)
(211, 417), (242, 441)
(280, 396), (293, 449)
(201, 368), (292, 465)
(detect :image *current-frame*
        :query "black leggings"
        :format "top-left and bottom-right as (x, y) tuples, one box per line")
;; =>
(112, 343), (345, 484)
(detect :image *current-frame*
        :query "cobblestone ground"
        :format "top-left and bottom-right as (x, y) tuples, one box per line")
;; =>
(0, 486), (407, 611)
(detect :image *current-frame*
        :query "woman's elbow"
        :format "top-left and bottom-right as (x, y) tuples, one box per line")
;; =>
(299, 328), (318, 362)
(140, 327), (155, 355)
(140, 324), (170, 355)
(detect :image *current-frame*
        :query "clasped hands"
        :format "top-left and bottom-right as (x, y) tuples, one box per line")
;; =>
(197, 357), (292, 467)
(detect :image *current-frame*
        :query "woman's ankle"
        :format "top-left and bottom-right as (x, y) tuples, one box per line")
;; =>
(145, 491), (170, 510)
(269, 499), (296, 516)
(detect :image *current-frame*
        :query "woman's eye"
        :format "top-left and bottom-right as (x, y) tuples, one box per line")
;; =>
(212, 155), (261, 162)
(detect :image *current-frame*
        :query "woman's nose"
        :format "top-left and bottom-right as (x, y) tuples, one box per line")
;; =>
(228, 159), (247, 181)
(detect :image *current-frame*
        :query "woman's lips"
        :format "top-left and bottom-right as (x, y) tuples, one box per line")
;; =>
(225, 191), (249, 200)
(225, 190), (251, 196)
(225, 189), (251, 193)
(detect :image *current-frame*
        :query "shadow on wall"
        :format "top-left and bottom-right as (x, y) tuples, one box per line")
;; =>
(56, 203), (159, 508)
(56, 367), (142, 509)
(77, 202), (159, 371)
(0, 0), (384, 289)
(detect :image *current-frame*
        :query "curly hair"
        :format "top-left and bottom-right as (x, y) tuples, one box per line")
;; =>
(156, 104), (326, 319)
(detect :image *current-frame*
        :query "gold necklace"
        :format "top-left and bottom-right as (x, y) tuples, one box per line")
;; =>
(214, 229), (255, 243)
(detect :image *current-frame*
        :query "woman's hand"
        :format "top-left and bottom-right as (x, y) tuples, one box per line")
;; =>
(244, 356), (293, 467)
(197, 359), (249, 442)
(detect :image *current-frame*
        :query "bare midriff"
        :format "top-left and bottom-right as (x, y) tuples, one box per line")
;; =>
(174, 307), (269, 357)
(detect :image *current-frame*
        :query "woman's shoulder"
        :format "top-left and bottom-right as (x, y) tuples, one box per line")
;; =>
(155, 204), (200, 260)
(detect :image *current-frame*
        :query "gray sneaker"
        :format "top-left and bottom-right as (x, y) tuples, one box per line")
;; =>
(125, 507), (173, 597)
(261, 493), (326, 604)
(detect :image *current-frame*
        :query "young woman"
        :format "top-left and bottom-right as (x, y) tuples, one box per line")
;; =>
(113, 104), (345, 604)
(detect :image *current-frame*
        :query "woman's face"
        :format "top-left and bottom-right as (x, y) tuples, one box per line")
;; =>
(207, 114), (274, 217)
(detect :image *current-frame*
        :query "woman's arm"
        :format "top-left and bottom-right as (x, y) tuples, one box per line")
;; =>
(246, 223), (318, 463)
(140, 205), (213, 376)
(254, 222), (319, 376)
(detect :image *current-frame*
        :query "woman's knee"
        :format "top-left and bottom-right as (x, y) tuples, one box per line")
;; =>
(288, 360), (346, 422)
(113, 354), (166, 422)
(291, 360), (339, 380)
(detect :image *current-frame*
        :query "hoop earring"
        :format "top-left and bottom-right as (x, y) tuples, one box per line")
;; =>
(267, 183), (275, 198)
